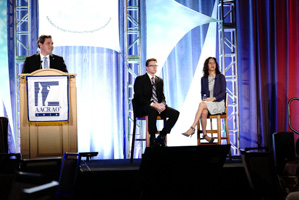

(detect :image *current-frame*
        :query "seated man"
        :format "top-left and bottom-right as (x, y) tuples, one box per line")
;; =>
(133, 58), (179, 147)
(22, 34), (68, 73)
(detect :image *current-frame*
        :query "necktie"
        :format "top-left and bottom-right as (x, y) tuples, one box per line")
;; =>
(44, 57), (49, 69)
(151, 77), (158, 103)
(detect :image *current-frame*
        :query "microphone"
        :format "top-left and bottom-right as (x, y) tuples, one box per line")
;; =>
(40, 60), (43, 69)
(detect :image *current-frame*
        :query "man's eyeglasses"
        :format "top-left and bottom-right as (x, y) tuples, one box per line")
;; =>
(148, 65), (158, 67)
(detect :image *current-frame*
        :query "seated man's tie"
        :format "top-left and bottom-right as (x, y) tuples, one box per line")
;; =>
(151, 77), (158, 103)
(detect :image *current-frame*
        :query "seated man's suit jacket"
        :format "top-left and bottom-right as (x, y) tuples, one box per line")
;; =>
(133, 73), (166, 117)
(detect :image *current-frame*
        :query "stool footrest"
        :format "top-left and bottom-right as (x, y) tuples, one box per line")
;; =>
(136, 139), (146, 141)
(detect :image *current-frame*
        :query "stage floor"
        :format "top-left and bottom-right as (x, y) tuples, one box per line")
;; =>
(80, 158), (142, 172)
(79, 156), (243, 172)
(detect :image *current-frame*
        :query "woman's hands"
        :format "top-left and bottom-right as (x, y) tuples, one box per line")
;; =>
(203, 97), (216, 102)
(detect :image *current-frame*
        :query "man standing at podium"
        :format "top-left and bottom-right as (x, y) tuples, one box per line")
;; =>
(21, 35), (68, 73)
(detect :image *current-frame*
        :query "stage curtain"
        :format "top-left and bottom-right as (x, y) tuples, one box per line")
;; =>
(236, 0), (299, 149)
(6, 0), (299, 156)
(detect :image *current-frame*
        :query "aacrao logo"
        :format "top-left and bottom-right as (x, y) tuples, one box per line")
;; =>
(34, 81), (61, 116)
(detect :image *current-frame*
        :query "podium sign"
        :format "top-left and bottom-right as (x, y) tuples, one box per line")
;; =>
(19, 69), (77, 159)
(26, 75), (69, 124)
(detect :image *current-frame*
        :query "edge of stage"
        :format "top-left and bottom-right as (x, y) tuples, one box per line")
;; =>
(76, 145), (252, 200)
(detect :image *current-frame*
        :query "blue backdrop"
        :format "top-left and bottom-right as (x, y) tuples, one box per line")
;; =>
(4, 0), (299, 158)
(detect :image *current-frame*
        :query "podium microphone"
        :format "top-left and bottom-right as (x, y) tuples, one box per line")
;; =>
(40, 60), (43, 69)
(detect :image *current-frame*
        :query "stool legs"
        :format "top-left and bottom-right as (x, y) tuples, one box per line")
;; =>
(196, 117), (231, 160)
(130, 118), (137, 163)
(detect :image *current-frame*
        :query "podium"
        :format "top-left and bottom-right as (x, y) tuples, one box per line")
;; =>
(19, 69), (77, 159)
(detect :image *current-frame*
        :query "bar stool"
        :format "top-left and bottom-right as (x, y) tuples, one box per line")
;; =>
(130, 99), (166, 163)
(196, 93), (231, 159)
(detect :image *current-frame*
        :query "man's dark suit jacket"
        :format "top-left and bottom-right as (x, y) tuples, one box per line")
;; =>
(21, 53), (68, 73)
(134, 73), (166, 116)
(201, 73), (226, 102)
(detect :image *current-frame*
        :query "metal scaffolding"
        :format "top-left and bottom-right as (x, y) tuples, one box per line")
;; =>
(125, 0), (143, 159)
(218, 0), (240, 155)
(13, 0), (31, 151)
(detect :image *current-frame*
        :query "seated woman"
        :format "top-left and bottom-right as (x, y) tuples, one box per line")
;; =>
(182, 57), (226, 143)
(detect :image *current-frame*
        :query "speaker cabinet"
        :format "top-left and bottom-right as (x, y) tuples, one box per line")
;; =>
(139, 145), (230, 200)
(272, 132), (295, 167)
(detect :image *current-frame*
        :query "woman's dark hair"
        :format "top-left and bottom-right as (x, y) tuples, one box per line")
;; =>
(203, 57), (221, 78)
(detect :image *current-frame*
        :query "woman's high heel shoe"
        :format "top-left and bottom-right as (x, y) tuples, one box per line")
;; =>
(182, 126), (195, 137)
(202, 134), (215, 143)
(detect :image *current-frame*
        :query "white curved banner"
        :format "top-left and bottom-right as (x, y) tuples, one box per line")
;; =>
(146, 0), (219, 75)
(39, 0), (120, 52)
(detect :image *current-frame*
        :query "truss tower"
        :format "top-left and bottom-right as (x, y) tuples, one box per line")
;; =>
(218, 0), (240, 155)
(125, 0), (143, 158)
(12, 0), (31, 151)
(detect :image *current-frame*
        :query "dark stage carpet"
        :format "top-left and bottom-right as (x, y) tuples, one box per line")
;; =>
(76, 146), (252, 200)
